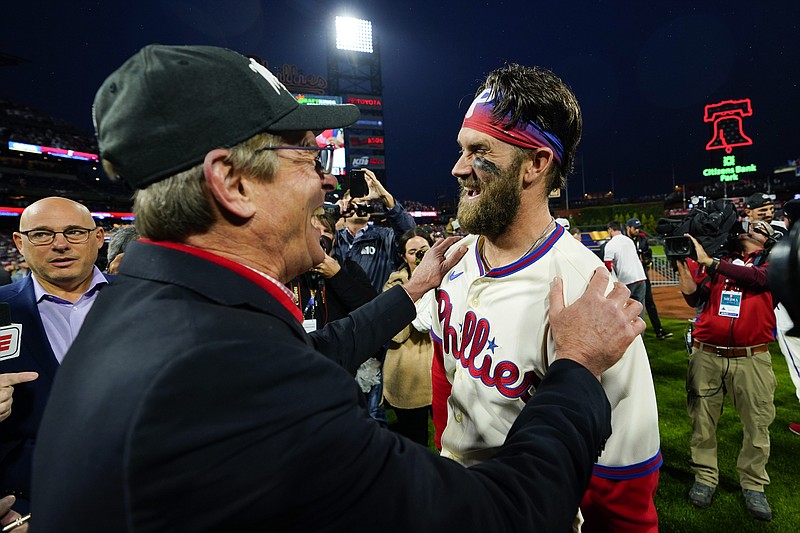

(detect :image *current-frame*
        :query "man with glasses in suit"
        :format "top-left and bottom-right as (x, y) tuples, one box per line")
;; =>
(0, 196), (109, 514)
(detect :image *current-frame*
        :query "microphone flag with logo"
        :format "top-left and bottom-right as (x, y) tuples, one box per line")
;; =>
(0, 302), (22, 361)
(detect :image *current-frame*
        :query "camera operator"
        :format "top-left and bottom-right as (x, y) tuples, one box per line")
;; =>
(675, 220), (776, 521)
(772, 199), (800, 435)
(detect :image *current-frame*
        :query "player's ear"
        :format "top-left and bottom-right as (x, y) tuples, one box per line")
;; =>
(522, 148), (554, 187)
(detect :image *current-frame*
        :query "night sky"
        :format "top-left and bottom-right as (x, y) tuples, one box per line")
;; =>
(2, 1), (799, 205)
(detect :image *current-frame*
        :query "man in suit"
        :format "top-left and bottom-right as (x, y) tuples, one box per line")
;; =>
(0, 196), (108, 514)
(32, 44), (643, 532)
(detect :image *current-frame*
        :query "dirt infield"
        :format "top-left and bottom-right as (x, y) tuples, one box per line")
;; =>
(652, 286), (695, 320)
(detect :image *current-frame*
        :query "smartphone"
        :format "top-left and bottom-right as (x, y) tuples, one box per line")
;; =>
(348, 169), (368, 198)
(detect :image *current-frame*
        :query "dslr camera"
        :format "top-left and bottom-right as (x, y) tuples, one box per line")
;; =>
(322, 202), (382, 219)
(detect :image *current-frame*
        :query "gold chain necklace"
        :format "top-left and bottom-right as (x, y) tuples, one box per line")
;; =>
(478, 217), (556, 270)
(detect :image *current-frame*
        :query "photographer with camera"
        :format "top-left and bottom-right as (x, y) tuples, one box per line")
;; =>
(333, 168), (416, 293)
(675, 220), (776, 521)
(287, 212), (377, 338)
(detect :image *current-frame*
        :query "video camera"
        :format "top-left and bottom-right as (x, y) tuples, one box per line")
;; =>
(769, 223), (800, 335)
(657, 197), (743, 261)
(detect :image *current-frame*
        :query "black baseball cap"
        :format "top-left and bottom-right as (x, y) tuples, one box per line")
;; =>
(783, 199), (800, 222)
(626, 218), (642, 228)
(746, 192), (773, 210)
(93, 44), (360, 189)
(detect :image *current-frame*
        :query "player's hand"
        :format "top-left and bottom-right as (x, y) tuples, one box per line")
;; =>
(404, 236), (467, 302)
(0, 494), (28, 532)
(548, 267), (644, 379)
(0, 372), (39, 422)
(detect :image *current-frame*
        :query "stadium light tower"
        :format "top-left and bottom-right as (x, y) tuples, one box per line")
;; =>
(328, 15), (386, 184)
(335, 16), (373, 53)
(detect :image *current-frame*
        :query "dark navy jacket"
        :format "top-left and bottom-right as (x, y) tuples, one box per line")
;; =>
(0, 273), (111, 512)
(32, 241), (610, 532)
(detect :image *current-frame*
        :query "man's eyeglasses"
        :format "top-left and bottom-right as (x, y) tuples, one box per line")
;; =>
(257, 145), (336, 174)
(19, 227), (97, 246)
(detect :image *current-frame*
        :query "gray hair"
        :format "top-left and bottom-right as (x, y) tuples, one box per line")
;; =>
(107, 225), (139, 264)
(130, 132), (282, 242)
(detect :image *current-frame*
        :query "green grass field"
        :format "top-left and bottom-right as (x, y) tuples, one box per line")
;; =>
(645, 317), (800, 531)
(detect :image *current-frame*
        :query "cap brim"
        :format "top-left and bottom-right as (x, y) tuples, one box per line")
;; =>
(267, 103), (360, 132)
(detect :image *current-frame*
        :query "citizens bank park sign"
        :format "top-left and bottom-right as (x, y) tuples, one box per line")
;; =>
(702, 98), (757, 182)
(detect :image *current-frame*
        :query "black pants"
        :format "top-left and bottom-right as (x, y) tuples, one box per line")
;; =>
(390, 405), (431, 446)
(644, 270), (663, 332)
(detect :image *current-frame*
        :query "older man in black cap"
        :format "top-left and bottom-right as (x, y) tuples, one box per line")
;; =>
(30, 44), (644, 533)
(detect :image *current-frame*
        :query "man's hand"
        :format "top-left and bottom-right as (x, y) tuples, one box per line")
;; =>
(404, 236), (467, 302)
(336, 191), (355, 219)
(313, 255), (341, 279)
(548, 267), (644, 379)
(675, 258), (698, 295)
(685, 234), (713, 268)
(0, 494), (28, 532)
(0, 372), (38, 422)
(353, 168), (395, 209)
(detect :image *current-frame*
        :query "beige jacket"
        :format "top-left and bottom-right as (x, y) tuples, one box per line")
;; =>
(382, 268), (433, 409)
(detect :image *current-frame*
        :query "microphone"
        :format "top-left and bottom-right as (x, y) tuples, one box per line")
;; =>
(0, 302), (22, 361)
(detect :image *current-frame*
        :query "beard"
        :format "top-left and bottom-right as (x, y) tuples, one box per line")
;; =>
(456, 156), (523, 239)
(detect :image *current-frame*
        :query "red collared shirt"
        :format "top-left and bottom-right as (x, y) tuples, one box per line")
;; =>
(688, 252), (775, 346)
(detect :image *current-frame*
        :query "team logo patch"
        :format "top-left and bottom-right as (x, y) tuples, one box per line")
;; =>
(248, 58), (287, 95)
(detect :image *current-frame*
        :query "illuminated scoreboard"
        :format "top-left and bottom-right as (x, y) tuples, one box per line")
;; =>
(344, 93), (386, 169)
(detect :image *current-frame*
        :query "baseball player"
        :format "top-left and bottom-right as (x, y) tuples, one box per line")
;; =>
(430, 64), (661, 532)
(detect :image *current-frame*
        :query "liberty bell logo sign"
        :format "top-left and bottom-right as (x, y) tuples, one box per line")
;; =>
(704, 98), (753, 154)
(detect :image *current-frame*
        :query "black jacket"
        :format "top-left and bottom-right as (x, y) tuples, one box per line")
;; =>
(288, 259), (377, 329)
(32, 240), (610, 532)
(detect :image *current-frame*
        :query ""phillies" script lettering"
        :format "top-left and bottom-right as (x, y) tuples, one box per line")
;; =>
(437, 290), (534, 398)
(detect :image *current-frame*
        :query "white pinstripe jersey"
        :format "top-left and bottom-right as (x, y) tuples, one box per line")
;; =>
(431, 225), (662, 477)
